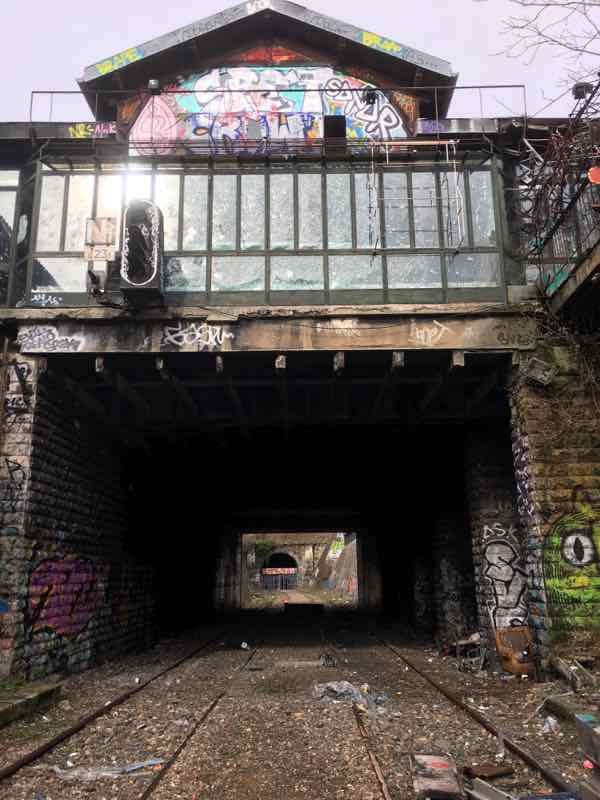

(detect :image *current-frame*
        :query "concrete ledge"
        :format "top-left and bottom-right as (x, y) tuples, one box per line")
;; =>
(0, 682), (62, 728)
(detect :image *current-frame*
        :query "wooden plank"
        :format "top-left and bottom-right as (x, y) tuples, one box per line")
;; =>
(16, 315), (538, 355)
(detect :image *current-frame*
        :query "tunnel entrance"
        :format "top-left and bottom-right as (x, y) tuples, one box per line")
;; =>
(242, 532), (359, 609)
(12, 348), (519, 678)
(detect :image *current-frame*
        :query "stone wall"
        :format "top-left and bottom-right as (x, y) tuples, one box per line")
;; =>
(0, 358), (153, 679)
(510, 344), (600, 654)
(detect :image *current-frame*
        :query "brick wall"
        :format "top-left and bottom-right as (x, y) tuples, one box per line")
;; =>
(432, 513), (477, 646)
(465, 428), (527, 659)
(0, 358), (153, 679)
(510, 344), (600, 654)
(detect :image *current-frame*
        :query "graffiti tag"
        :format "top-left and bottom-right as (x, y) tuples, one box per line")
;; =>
(94, 47), (144, 77)
(17, 326), (82, 353)
(408, 320), (450, 347)
(30, 293), (64, 307)
(161, 321), (235, 350)
(482, 523), (528, 628)
(27, 556), (105, 637)
(68, 122), (117, 140)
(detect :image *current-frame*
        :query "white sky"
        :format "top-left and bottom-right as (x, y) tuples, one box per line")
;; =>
(0, 0), (582, 122)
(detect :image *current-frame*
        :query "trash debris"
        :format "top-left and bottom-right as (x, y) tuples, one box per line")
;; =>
(174, 718), (190, 727)
(240, 642), (250, 650)
(584, 760), (595, 770)
(576, 713), (600, 766)
(36, 759), (165, 781)
(463, 764), (515, 780)
(494, 627), (534, 676)
(411, 753), (462, 800)
(319, 653), (338, 667)
(541, 715), (561, 735)
(314, 681), (365, 704)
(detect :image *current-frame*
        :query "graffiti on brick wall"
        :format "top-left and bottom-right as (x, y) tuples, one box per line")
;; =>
(482, 523), (528, 628)
(3, 458), (26, 514)
(129, 66), (417, 156)
(543, 488), (600, 635)
(4, 361), (33, 426)
(27, 555), (105, 637)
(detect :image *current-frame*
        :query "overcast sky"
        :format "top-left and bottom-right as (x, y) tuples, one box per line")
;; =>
(0, 0), (580, 122)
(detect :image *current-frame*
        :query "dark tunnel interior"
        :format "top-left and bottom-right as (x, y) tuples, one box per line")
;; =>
(121, 418), (495, 641)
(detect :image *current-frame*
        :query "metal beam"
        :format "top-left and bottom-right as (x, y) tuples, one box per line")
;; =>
(466, 369), (500, 414)
(95, 356), (151, 419)
(371, 350), (405, 419)
(155, 357), (199, 419)
(275, 354), (290, 435)
(419, 351), (465, 415)
(216, 355), (249, 440)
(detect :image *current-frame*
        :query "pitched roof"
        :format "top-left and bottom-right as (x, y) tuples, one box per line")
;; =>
(81, 0), (454, 85)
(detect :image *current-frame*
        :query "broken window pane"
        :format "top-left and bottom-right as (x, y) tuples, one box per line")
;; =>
(96, 174), (123, 250)
(469, 171), (496, 246)
(155, 173), (180, 251)
(355, 172), (381, 249)
(298, 173), (322, 249)
(212, 175), (237, 250)
(270, 174), (294, 250)
(327, 173), (351, 249)
(183, 174), (208, 250)
(383, 172), (409, 248)
(387, 255), (442, 288)
(211, 256), (264, 291)
(412, 172), (439, 247)
(447, 252), (500, 287)
(36, 175), (64, 251)
(329, 255), (382, 290)
(241, 175), (265, 251)
(271, 256), (324, 291)
(64, 174), (94, 251)
(32, 257), (87, 292)
(164, 256), (206, 291)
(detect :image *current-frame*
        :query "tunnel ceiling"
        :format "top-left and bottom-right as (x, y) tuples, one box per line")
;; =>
(46, 349), (511, 448)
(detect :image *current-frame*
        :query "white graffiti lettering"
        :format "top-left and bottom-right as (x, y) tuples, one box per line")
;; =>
(482, 523), (528, 628)
(408, 320), (450, 347)
(161, 321), (235, 350)
(30, 293), (64, 308)
(17, 326), (82, 353)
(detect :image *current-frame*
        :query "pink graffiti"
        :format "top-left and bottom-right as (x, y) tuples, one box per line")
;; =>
(130, 95), (181, 156)
(28, 556), (105, 636)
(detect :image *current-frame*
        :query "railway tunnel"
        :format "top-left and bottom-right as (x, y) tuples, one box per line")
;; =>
(0, 343), (525, 679)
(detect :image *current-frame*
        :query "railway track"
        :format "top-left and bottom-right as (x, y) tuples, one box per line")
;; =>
(0, 622), (581, 799)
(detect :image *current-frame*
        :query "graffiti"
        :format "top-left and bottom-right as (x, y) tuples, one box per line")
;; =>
(93, 46), (144, 77)
(494, 321), (536, 348)
(361, 30), (404, 55)
(129, 66), (415, 156)
(68, 122), (117, 139)
(314, 320), (360, 338)
(543, 488), (600, 635)
(3, 458), (26, 514)
(161, 321), (235, 350)
(482, 523), (528, 628)
(30, 293), (64, 307)
(27, 555), (105, 637)
(235, 45), (315, 64)
(408, 320), (450, 347)
(17, 326), (82, 353)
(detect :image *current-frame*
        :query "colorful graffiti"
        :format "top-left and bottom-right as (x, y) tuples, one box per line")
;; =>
(129, 66), (416, 156)
(235, 45), (315, 64)
(543, 488), (600, 636)
(482, 523), (528, 628)
(27, 555), (105, 637)
(68, 122), (117, 139)
(93, 46), (144, 77)
(361, 31), (405, 55)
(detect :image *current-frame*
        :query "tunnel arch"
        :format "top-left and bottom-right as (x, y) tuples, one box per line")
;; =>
(265, 551), (298, 569)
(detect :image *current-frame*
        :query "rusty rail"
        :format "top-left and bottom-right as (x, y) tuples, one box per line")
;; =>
(378, 639), (575, 794)
(0, 632), (222, 783)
